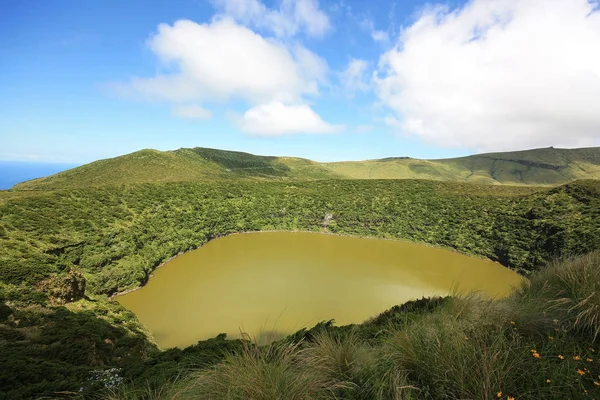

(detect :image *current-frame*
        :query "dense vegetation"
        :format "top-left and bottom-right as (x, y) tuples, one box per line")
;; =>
(13, 146), (600, 190)
(1, 178), (599, 398)
(3, 179), (600, 295)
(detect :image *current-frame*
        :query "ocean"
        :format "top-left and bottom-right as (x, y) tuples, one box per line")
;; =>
(0, 161), (77, 190)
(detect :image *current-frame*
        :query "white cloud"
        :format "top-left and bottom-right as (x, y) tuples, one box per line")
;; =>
(292, 44), (329, 88)
(371, 30), (389, 42)
(291, 0), (331, 37)
(210, 0), (331, 38)
(171, 104), (212, 120)
(111, 16), (340, 136)
(360, 17), (389, 43)
(342, 58), (370, 95)
(115, 18), (327, 105)
(375, 0), (600, 151)
(238, 101), (344, 136)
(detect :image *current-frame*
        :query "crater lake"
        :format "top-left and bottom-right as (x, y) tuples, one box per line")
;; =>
(118, 232), (524, 348)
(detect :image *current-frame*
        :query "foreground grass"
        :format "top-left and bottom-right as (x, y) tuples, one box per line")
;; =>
(109, 252), (600, 400)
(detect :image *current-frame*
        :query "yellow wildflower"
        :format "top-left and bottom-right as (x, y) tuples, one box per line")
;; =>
(593, 381), (600, 386)
(586, 358), (593, 362)
(510, 321), (515, 325)
(558, 354), (565, 360)
(533, 352), (541, 358)
(577, 369), (586, 376)
(546, 379), (551, 383)
(508, 397), (515, 400)
(497, 392), (502, 398)
(574, 355), (581, 361)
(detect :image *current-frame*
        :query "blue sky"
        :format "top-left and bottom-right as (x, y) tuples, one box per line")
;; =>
(1, 0), (599, 164)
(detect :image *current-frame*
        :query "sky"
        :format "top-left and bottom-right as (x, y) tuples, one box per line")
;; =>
(1, 0), (600, 164)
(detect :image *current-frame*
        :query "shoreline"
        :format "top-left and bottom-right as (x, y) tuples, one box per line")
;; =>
(110, 228), (504, 300)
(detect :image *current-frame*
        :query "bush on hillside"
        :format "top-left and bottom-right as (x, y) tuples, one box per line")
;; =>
(37, 268), (86, 304)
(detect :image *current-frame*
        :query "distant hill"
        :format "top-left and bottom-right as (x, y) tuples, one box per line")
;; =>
(11, 146), (600, 190)
(324, 147), (600, 185)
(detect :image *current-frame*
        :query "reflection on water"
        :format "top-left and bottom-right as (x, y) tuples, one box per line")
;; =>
(118, 232), (524, 348)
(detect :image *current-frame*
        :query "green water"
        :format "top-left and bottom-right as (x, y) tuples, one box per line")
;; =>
(118, 232), (524, 348)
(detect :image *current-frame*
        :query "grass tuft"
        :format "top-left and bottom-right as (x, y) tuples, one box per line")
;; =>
(515, 251), (600, 340)
(175, 336), (346, 399)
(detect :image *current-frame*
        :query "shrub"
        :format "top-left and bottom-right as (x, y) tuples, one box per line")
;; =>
(37, 268), (86, 304)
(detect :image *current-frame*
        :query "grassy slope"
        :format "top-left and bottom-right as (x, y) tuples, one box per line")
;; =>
(12, 149), (229, 190)
(12, 148), (343, 190)
(322, 158), (467, 181)
(11, 146), (600, 190)
(324, 147), (600, 184)
(440, 146), (600, 185)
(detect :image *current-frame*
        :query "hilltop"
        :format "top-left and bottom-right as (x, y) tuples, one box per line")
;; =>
(11, 146), (600, 190)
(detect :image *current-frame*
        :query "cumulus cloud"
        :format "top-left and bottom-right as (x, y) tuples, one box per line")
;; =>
(238, 101), (344, 136)
(341, 58), (370, 95)
(171, 104), (212, 120)
(110, 15), (340, 136)
(117, 18), (326, 105)
(375, 0), (600, 151)
(210, 0), (331, 38)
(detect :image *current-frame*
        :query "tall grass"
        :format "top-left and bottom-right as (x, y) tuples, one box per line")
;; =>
(173, 334), (358, 400)
(374, 252), (600, 399)
(300, 332), (363, 385)
(378, 296), (524, 399)
(104, 382), (179, 400)
(514, 251), (600, 340)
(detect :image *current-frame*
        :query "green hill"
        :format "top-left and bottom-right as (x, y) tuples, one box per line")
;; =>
(439, 146), (600, 185)
(323, 146), (600, 184)
(12, 147), (341, 190)
(11, 146), (600, 190)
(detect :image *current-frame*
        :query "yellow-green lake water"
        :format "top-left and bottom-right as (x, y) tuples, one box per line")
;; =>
(118, 232), (524, 348)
